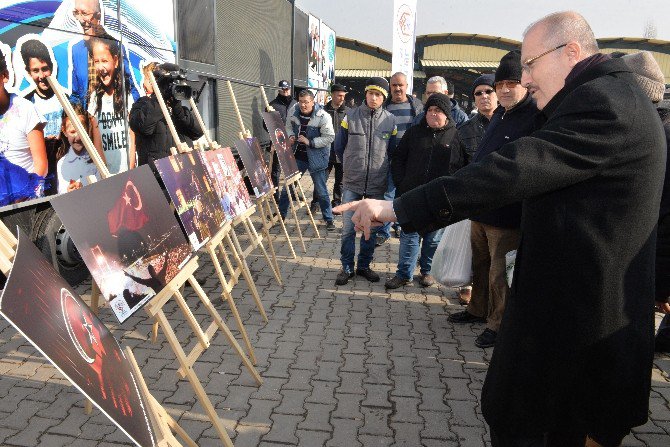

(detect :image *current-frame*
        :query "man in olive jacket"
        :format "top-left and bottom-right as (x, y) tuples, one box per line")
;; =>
(335, 12), (666, 445)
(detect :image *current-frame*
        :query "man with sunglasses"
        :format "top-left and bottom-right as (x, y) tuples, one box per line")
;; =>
(448, 50), (537, 350)
(335, 11), (666, 445)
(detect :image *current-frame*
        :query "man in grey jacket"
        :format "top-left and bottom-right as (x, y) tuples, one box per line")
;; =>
(333, 77), (397, 285)
(279, 90), (335, 228)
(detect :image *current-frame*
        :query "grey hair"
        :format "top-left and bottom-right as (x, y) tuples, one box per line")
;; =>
(390, 72), (407, 82)
(523, 11), (599, 56)
(426, 76), (448, 92)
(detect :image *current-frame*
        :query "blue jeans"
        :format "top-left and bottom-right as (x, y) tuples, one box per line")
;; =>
(396, 228), (445, 280)
(340, 189), (381, 272)
(378, 169), (395, 239)
(279, 158), (333, 222)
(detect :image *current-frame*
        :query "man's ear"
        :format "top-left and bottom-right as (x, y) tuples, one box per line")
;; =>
(565, 41), (582, 67)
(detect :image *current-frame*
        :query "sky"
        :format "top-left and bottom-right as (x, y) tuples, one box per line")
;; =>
(295, 0), (670, 51)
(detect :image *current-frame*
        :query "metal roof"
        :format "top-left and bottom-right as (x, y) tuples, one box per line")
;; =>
(336, 69), (426, 78)
(421, 60), (499, 69)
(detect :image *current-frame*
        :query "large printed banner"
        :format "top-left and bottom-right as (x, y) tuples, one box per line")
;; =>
(0, 0), (176, 210)
(392, 0), (417, 94)
(0, 229), (157, 447)
(307, 14), (335, 103)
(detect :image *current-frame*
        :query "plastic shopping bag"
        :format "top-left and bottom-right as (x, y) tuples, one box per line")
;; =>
(431, 219), (472, 287)
(506, 250), (517, 288)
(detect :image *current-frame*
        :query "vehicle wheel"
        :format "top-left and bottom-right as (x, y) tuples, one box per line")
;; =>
(32, 207), (90, 286)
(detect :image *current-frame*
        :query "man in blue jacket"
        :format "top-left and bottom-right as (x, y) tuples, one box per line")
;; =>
(279, 89), (335, 229)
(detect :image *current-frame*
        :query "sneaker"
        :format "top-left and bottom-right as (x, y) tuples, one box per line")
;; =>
(419, 274), (436, 287)
(335, 269), (354, 285)
(326, 221), (336, 230)
(356, 268), (380, 282)
(375, 234), (389, 247)
(385, 275), (411, 289)
(447, 310), (486, 324)
(310, 202), (320, 214)
(475, 328), (497, 348)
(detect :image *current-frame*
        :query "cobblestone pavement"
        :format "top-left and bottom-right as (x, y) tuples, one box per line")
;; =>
(1, 182), (669, 446)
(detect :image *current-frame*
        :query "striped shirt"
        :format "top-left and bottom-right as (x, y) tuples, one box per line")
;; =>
(386, 100), (415, 140)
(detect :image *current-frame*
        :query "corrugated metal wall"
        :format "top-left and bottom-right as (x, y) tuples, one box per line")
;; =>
(215, 0), (293, 147)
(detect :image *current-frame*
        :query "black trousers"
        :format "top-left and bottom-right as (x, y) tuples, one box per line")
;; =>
(312, 161), (342, 205)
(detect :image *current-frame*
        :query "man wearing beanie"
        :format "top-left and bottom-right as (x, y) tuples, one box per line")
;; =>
(448, 49), (538, 349)
(385, 92), (466, 289)
(333, 77), (397, 285)
(619, 51), (670, 353)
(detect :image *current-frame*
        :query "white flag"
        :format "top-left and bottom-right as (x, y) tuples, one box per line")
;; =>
(392, 0), (418, 94)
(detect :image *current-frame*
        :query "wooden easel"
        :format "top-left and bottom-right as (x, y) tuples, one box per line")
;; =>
(125, 347), (200, 447)
(259, 86), (321, 252)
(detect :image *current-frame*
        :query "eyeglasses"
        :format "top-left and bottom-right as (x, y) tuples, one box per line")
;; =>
(298, 100), (313, 105)
(72, 9), (99, 20)
(495, 80), (520, 90)
(522, 43), (567, 73)
(474, 89), (494, 97)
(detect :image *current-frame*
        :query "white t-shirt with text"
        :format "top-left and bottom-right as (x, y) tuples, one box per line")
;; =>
(88, 92), (133, 174)
(0, 94), (45, 173)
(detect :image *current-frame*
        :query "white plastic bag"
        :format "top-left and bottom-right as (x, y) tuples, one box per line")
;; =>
(506, 250), (517, 288)
(431, 219), (472, 287)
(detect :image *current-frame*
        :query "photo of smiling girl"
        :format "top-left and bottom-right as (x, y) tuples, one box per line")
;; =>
(87, 33), (135, 174)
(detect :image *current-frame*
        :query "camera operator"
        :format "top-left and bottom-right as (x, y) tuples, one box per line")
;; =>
(129, 62), (203, 169)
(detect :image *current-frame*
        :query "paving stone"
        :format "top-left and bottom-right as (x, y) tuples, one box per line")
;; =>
(275, 389), (309, 416)
(359, 407), (392, 437)
(241, 398), (280, 427)
(390, 374), (420, 398)
(332, 392), (365, 420)
(337, 372), (366, 395)
(452, 425), (487, 447)
(297, 429), (332, 446)
(298, 402), (335, 431)
(390, 422), (423, 447)
(362, 384), (393, 409)
(307, 380), (338, 405)
(4, 416), (57, 446)
(390, 396), (423, 424)
(262, 413), (302, 445)
(327, 417), (363, 447)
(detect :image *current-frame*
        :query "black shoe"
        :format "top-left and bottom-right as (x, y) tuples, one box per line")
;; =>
(475, 328), (497, 348)
(418, 274), (436, 287)
(326, 221), (336, 230)
(447, 310), (486, 324)
(375, 234), (389, 247)
(356, 268), (380, 282)
(393, 226), (401, 238)
(310, 202), (320, 213)
(385, 275), (411, 289)
(335, 269), (354, 285)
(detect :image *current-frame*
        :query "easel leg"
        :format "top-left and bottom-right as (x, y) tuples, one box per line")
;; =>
(186, 276), (263, 385)
(243, 215), (281, 285)
(271, 194), (296, 259)
(155, 311), (235, 446)
(85, 280), (100, 415)
(296, 176), (321, 238)
(228, 230), (269, 322)
(287, 181), (307, 253)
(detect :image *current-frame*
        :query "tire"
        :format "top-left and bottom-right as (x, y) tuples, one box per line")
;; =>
(31, 207), (90, 286)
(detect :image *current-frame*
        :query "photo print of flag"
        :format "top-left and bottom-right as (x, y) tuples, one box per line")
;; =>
(262, 110), (300, 179)
(154, 151), (226, 250)
(0, 230), (156, 447)
(51, 165), (191, 323)
(199, 147), (254, 221)
(234, 137), (273, 198)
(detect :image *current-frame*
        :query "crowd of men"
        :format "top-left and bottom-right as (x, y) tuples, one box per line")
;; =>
(334, 10), (670, 447)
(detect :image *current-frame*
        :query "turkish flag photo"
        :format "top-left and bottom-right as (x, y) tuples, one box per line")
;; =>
(107, 180), (150, 236)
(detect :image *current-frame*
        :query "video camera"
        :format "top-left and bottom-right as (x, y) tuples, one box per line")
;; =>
(153, 63), (192, 102)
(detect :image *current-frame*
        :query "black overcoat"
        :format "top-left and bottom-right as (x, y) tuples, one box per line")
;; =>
(394, 58), (666, 433)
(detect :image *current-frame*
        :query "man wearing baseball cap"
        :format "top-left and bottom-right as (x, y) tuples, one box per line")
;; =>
(333, 77), (397, 286)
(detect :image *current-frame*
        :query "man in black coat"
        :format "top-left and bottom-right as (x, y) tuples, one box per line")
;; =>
(129, 62), (203, 169)
(385, 93), (466, 290)
(448, 51), (538, 349)
(317, 83), (350, 208)
(335, 11), (667, 445)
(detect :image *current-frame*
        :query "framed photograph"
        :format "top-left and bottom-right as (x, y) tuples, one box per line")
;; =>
(262, 110), (300, 179)
(50, 165), (192, 323)
(199, 147), (254, 221)
(234, 137), (273, 198)
(0, 230), (157, 447)
(154, 151), (226, 250)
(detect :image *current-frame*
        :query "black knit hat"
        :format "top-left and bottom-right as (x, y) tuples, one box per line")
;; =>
(424, 93), (451, 117)
(365, 77), (389, 98)
(331, 83), (347, 93)
(471, 74), (495, 97)
(495, 50), (522, 83)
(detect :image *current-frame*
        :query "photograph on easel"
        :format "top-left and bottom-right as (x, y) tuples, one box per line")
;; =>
(234, 137), (273, 198)
(0, 230), (157, 447)
(262, 110), (300, 179)
(154, 151), (225, 250)
(199, 147), (253, 220)
(51, 165), (191, 323)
